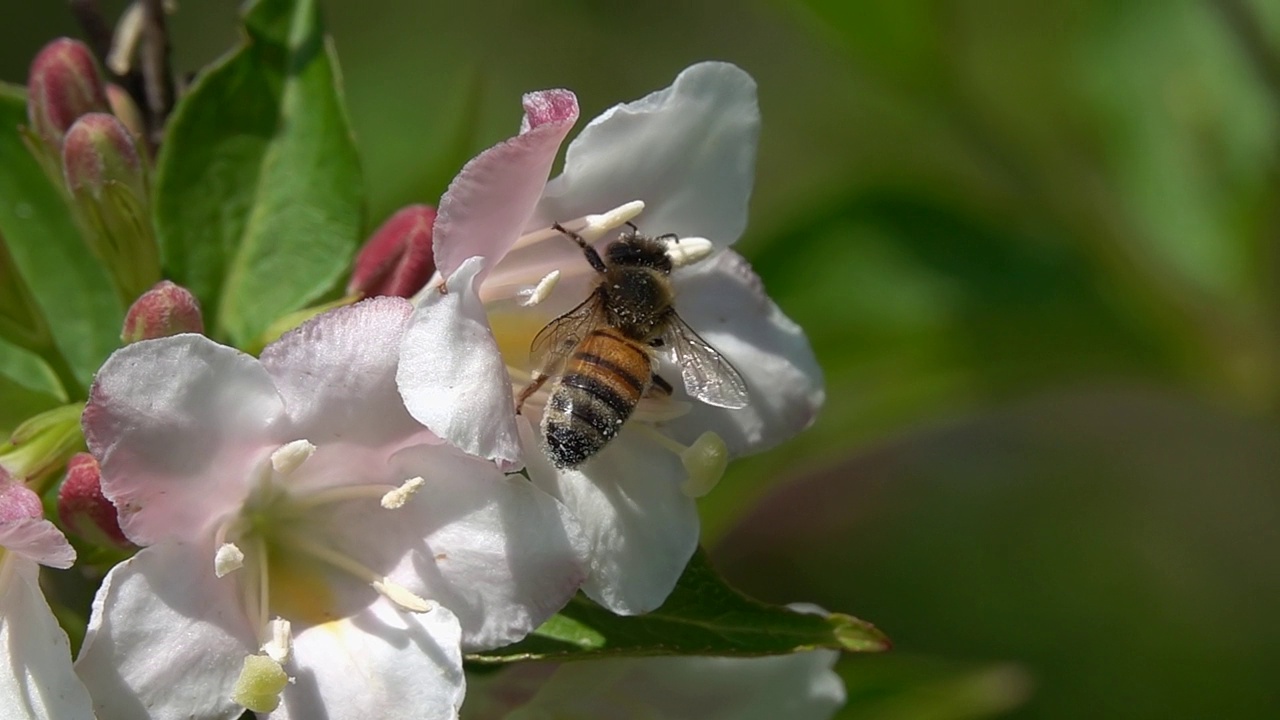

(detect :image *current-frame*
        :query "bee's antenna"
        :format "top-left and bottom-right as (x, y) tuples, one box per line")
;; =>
(551, 222), (608, 274)
(624, 221), (639, 235)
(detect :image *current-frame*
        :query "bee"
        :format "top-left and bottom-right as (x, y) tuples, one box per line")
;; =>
(516, 222), (749, 469)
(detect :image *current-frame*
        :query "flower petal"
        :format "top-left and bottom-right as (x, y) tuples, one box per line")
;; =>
(518, 419), (698, 615)
(272, 599), (465, 720)
(83, 335), (286, 545)
(75, 541), (257, 720)
(399, 257), (522, 466)
(0, 558), (95, 720)
(536, 62), (759, 250)
(261, 297), (432, 449)
(661, 251), (823, 457)
(315, 443), (588, 651)
(0, 517), (74, 569)
(433, 89), (578, 280)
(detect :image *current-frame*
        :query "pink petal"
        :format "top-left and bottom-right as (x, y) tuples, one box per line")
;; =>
(432, 89), (579, 281)
(518, 420), (699, 615)
(399, 258), (522, 466)
(272, 600), (465, 720)
(260, 297), (433, 450)
(0, 558), (96, 720)
(0, 479), (44, 523)
(0, 517), (75, 569)
(660, 251), (824, 457)
(82, 335), (287, 546)
(536, 62), (758, 251)
(75, 541), (257, 720)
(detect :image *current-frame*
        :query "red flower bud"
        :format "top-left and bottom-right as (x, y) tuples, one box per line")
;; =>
(61, 112), (145, 202)
(57, 452), (132, 549)
(26, 38), (109, 151)
(122, 280), (204, 343)
(348, 205), (437, 298)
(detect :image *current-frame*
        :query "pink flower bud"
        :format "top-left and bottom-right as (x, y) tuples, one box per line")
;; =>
(61, 112), (145, 203)
(121, 280), (204, 343)
(57, 453), (132, 549)
(26, 38), (109, 151)
(347, 205), (437, 298)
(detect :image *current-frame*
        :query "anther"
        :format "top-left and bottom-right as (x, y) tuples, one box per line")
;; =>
(579, 200), (646, 242)
(372, 579), (436, 613)
(666, 236), (714, 268)
(271, 440), (316, 475)
(519, 270), (561, 307)
(380, 476), (426, 509)
(231, 654), (290, 714)
(214, 542), (245, 578)
(678, 432), (729, 498)
(263, 618), (293, 664)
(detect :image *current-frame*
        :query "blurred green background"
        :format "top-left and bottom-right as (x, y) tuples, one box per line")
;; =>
(6, 0), (1280, 717)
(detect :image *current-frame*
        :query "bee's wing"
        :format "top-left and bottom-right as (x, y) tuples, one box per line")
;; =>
(663, 313), (749, 409)
(529, 289), (606, 378)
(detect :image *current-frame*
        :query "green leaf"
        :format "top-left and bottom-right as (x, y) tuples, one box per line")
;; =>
(0, 83), (122, 395)
(467, 550), (887, 664)
(0, 338), (64, 433)
(154, 0), (364, 345)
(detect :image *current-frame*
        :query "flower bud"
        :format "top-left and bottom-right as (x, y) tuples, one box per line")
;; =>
(105, 83), (147, 142)
(26, 39), (109, 153)
(121, 280), (204, 343)
(0, 403), (84, 490)
(57, 452), (132, 549)
(61, 112), (161, 304)
(348, 205), (437, 298)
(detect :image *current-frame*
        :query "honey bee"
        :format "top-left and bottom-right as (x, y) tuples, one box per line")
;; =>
(516, 222), (749, 469)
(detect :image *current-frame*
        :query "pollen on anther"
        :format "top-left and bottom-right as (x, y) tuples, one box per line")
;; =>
(214, 542), (245, 577)
(519, 270), (561, 307)
(380, 476), (426, 509)
(373, 578), (436, 613)
(271, 440), (316, 475)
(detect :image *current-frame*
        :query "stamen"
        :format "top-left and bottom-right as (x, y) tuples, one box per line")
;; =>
(380, 476), (426, 509)
(511, 200), (646, 251)
(519, 270), (561, 307)
(231, 654), (290, 714)
(214, 542), (245, 578)
(263, 618), (292, 664)
(666, 236), (715, 268)
(290, 483), (401, 511)
(271, 440), (316, 476)
(278, 531), (435, 614)
(634, 426), (729, 498)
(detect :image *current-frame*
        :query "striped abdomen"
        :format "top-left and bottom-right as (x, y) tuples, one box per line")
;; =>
(542, 328), (652, 468)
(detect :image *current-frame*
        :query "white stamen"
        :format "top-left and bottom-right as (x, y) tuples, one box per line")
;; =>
(372, 579), (436, 613)
(519, 270), (561, 307)
(578, 200), (646, 242)
(106, 3), (145, 75)
(666, 236), (715, 268)
(380, 476), (426, 509)
(271, 439), (316, 475)
(263, 618), (293, 664)
(214, 542), (245, 577)
(678, 432), (730, 498)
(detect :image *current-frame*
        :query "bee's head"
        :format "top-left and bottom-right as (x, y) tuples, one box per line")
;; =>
(606, 231), (674, 273)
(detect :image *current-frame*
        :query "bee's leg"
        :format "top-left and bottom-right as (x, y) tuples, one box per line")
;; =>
(654, 232), (680, 244)
(650, 373), (674, 396)
(551, 222), (607, 274)
(516, 374), (550, 415)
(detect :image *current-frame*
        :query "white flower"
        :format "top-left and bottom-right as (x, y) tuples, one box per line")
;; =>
(75, 297), (590, 720)
(462, 651), (846, 720)
(0, 470), (95, 720)
(398, 62), (823, 614)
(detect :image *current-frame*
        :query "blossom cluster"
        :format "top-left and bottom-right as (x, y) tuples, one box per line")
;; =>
(1, 18), (841, 720)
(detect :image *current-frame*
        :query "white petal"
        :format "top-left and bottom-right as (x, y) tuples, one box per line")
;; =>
(271, 599), (465, 720)
(0, 517), (74, 569)
(315, 443), (589, 651)
(536, 62), (759, 251)
(83, 335), (286, 545)
(518, 420), (698, 615)
(399, 257), (522, 466)
(75, 541), (258, 720)
(0, 558), (95, 720)
(433, 89), (578, 281)
(261, 297), (433, 449)
(661, 251), (824, 457)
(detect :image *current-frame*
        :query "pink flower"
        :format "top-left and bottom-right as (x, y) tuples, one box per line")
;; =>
(398, 63), (823, 614)
(76, 297), (589, 720)
(0, 469), (95, 720)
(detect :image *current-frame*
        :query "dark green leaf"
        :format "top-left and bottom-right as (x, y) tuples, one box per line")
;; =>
(468, 549), (887, 664)
(0, 83), (122, 395)
(154, 0), (363, 345)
